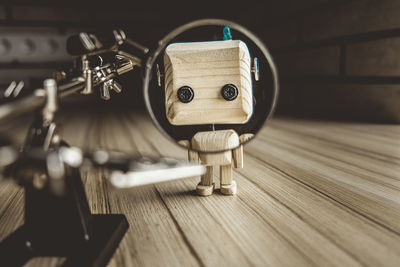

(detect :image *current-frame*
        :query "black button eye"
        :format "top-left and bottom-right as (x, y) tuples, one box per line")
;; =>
(177, 86), (194, 103)
(221, 84), (238, 101)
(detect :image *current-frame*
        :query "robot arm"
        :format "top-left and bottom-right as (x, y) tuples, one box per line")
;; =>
(232, 133), (254, 168)
(178, 140), (199, 163)
(239, 133), (255, 143)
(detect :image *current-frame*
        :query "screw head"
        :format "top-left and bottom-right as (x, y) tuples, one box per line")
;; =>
(221, 84), (238, 101)
(177, 86), (194, 103)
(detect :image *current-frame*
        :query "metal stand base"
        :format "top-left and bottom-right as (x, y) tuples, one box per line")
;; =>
(0, 162), (129, 267)
(0, 113), (129, 266)
(0, 214), (128, 267)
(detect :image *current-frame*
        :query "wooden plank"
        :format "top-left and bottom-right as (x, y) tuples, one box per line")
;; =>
(232, 172), (363, 267)
(237, 151), (400, 266)
(261, 126), (400, 182)
(123, 114), (255, 266)
(135, 112), (398, 266)
(131, 114), (316, 266)
(245, 135), (400, 233)
(0, 182), (23, 241)
(0, 110), (399, 267)
(270, 119), (400, 163)
(97, 111), (200, 267)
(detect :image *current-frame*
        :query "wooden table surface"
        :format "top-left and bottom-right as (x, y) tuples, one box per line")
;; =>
(1, 110), (400, 267)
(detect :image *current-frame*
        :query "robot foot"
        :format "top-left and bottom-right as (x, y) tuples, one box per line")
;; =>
(196, 183), (215, 196)
(220, 181), (237, 195)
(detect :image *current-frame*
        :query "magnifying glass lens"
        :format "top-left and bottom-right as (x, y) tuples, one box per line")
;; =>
(143, 19), (279, 153)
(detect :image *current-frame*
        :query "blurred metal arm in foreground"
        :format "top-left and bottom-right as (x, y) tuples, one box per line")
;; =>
(0, 29), (205, 194)
(0, 28), (204, 267)
(0, 144), (204, 195)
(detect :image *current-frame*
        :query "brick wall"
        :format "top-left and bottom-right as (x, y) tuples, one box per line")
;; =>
(0, 0), (329, 109)
(0, 2), (175, 107)
(264, 0), (400, 122)
(0, 2), (264, 88)
(2, 1), (396, 122)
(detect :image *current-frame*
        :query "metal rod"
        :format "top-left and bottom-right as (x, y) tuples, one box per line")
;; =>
(0, 77), (87, 123)
(0, 93), (45, 122)
(125, 38), (149, 55)
(58, 77), (86, 97)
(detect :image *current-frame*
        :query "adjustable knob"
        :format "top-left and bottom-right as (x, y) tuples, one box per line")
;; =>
(100, 83), (111, 100)
(102, 79), (123, 98)
(81, 58), (93, 95)
(110, 80), (122, 93)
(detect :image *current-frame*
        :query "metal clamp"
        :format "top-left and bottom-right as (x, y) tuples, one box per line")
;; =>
(81, 57), (93, 95)
(42, 79), (58, 125)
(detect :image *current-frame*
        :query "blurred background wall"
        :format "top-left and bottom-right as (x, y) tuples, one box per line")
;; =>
(0, 0), (399, 123)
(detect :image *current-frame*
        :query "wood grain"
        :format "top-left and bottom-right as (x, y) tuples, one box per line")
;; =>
(0, 110), (399, 266)
(164, 40), (253, 125)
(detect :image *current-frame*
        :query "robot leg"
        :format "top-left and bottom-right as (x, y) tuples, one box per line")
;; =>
(220, 164), (237, 195)
(196, 166), (214, 196)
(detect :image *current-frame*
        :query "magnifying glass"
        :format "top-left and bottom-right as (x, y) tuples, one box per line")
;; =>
(143, 19), (279, 196)
(144, 19), (279, 154)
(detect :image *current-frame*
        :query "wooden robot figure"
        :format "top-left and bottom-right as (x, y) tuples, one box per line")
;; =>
(164, 36), (256, 196)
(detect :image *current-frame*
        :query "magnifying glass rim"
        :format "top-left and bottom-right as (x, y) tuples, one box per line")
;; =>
(143, 18), (279, 152)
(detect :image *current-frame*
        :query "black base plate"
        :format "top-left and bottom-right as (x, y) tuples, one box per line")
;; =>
(0, 214), (128, 267)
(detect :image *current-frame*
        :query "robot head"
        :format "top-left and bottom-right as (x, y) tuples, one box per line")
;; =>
(164, 40), (253, 125)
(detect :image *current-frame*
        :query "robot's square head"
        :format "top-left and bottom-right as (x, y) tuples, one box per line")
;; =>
(164, 40), (253, 125)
